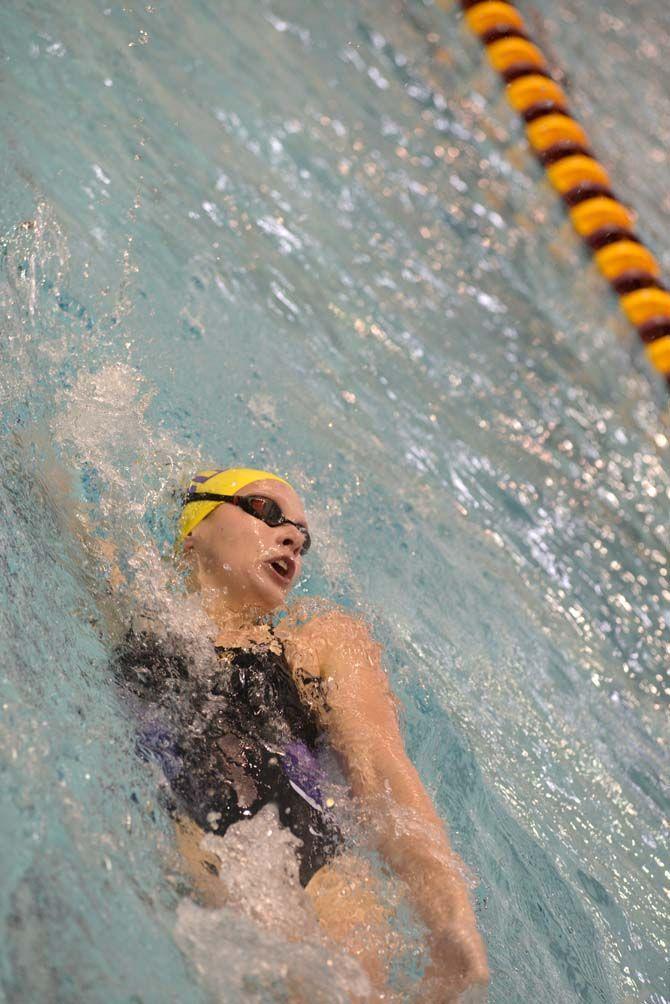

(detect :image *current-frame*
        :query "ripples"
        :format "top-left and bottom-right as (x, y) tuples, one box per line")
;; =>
(1, 0), (669, 1000)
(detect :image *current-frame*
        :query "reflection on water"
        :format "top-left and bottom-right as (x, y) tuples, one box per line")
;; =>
(0, 1), (668, 1001)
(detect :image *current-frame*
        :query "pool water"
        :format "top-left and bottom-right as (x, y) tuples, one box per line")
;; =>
(0, 2), (668, 1001)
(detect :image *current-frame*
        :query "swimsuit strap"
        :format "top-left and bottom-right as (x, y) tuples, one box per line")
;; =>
(213, 639), (285, 657)
(213, 622), (283, 657)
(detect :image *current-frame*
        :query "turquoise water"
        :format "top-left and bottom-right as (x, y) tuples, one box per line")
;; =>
(1, 1), (668, 1001)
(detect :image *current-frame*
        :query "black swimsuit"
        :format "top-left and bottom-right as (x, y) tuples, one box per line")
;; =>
(111, 629), (342, 886)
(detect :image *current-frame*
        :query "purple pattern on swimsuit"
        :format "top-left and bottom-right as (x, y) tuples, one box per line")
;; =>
(282, 739), (326, 809)
(136, 716), (183, 781)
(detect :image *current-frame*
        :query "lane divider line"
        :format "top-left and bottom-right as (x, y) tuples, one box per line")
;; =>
(458, 0), (670, 386)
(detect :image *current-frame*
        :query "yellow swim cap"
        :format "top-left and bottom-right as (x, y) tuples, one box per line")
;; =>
(177, 467), (291, 544)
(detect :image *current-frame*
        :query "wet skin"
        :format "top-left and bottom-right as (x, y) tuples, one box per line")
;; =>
(181, 479), (489, 1000)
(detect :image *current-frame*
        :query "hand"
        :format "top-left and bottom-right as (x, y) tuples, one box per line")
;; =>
(418, 922), (489, 1003)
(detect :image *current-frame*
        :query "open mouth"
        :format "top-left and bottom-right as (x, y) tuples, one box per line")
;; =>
(265, 556), (294, 584)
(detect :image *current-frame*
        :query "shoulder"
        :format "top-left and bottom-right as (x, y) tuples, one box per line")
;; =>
(275, 605), (381, 714)
(284, 604), (377, 654)
(110, 624), (191, 699)
(282, 604), (389, 706)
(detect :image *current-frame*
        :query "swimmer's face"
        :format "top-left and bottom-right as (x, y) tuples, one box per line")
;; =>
(183, 479), (308, 615)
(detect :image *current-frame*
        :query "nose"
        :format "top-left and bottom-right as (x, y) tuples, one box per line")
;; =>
(275, 523), (304, 555)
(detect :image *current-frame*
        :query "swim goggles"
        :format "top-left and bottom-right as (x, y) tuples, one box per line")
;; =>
(182, 492), (311, 555)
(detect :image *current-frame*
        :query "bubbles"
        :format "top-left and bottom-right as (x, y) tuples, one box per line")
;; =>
(201, 804), (317, 934)
(0, 205), (72, 405)
(1, 0), (669, 1000)
(175, 895), (369, 1004)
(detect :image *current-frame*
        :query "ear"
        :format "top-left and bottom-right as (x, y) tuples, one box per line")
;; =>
(179, 534), (199, 593)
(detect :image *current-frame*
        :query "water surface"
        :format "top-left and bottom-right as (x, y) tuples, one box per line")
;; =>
(1, 2), (668, 1001)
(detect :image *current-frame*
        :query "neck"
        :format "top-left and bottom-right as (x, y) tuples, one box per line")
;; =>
(198, 586), (272, 638)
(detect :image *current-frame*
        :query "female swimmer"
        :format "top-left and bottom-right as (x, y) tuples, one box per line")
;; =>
(113, 467), (489, 1001)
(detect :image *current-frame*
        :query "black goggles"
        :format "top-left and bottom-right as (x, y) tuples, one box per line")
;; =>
(183, 492), (311, 555)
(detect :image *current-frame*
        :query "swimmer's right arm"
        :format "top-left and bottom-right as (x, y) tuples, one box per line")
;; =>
(70, 510), (133, 639)
(12, 424), (128, 634)
(76, 518), (126, 591)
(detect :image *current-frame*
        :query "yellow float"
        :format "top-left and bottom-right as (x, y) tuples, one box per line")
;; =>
(486, 37), (547, 73)
(546, 155), (611, 194)
(506, 75), (569, 113)
(646, 336), (670, 375)
(526, 114), (589, 153)
(594, 241), (661, 281)
(570, 197), (633, 237)
(466, 2), (525, 35)
(459, 0), (669, 387)
(620, 288), (670, 326)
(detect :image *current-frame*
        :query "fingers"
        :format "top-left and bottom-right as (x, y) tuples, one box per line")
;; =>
(424, 925), (490, 999)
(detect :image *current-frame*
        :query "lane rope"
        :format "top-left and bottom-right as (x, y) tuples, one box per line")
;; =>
(457, 0), (670, 387)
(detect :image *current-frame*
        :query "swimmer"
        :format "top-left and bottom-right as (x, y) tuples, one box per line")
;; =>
(112, 467), (489, 1001)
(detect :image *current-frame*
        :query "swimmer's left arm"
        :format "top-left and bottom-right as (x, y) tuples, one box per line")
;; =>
(312, 610), (489, 999)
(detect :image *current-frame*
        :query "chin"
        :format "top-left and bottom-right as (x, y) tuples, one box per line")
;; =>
(248, 573), (290, 613)
(261, 586), (290, 612)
